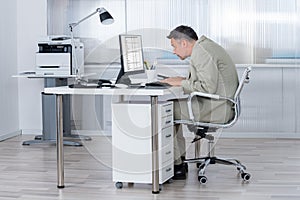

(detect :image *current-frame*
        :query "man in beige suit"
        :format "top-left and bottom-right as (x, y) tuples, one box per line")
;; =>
(161, 25), (239, 179)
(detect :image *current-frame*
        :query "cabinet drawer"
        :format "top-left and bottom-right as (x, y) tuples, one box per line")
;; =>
(160, 163), (173, 182)
(161, 103), (173, 117)
(160, 115), (173, 129)
(161, 144), (173, 163)
(161, 126), (173, 147)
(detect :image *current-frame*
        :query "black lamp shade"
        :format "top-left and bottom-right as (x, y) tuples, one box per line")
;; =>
(99, 11), (114, 25)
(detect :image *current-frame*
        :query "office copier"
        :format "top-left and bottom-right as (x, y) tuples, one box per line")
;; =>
(35, 36), (84, 76)
(23, 36), (85, 146)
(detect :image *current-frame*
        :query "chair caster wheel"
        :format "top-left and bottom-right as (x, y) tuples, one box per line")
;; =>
(198, 175), (207, 184)
(241, 172), (251, 181)
(115, 182), (123, 189)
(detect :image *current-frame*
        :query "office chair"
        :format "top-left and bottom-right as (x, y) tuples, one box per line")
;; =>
(174, 66), (252, 184)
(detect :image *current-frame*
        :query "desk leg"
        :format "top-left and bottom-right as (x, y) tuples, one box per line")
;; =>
(151, 96), (159, 194)
(56, 94), (65, 188)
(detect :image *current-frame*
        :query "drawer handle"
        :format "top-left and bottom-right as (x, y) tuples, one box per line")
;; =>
(166, 167), (172, 172)
(165, 134), (172, 138)
(165, 151), (172, 155)
(165, 109), (172, 113)
(165, 120), (171, 124)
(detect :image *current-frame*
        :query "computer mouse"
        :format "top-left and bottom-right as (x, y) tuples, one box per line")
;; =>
(115, 83), (128, 88)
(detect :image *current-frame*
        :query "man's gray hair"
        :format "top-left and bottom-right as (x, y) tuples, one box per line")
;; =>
(167, 25), (198, 41)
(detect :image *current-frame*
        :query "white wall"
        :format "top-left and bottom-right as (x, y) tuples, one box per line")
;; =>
(8, 0), (300, 138)
(17, 0), (47, 134)
(0, 0), (20, 140)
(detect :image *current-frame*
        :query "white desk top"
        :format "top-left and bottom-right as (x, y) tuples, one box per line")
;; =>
(13, 74), (76, 78)
(44, 86), (183, 96)
(12, 72), (95, 79)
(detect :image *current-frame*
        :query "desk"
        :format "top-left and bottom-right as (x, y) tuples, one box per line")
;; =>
(13, 73), (93, 146)
(44, 86), (182, 194)
(13, 74), (77, 145)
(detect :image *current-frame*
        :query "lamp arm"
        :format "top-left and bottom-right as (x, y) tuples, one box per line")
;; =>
(69, 9), (99, 31)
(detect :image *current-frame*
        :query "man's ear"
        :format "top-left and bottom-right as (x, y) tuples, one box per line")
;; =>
(181, 39), (188, 47)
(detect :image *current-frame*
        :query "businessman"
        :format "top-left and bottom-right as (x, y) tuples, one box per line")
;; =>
(161, 25), (239, 180)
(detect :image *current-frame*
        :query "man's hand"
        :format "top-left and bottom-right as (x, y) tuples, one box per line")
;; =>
(160, 76), (185, 86)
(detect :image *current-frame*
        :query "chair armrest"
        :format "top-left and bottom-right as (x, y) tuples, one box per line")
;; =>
(188, 91), (220, 100)
(187, 92), (235, 121)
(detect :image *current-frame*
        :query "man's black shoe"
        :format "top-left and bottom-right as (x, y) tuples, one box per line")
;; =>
(181, 156), (188, 172)
(173, 164), (186, 180)
(184, 163), (188, 172)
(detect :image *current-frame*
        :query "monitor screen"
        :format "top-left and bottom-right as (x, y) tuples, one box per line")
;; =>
(116, 35), (145, 85)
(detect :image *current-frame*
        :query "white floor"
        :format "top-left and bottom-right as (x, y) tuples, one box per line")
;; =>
(0, 135), (300, 200)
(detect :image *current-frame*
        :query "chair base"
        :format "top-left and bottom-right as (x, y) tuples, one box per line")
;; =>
(184, 132), (251, 184)
(183, 156), (251, 184)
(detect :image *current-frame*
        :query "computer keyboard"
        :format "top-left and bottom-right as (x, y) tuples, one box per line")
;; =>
(68, 83), (100, 88)
(145, 81), (171, 88)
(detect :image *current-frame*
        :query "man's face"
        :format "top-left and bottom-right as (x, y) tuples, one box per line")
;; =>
(170, 38), (188, 60)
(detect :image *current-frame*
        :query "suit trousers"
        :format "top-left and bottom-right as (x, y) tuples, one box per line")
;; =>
(174, 124), (186, 165)
(172, 98), (202, 165)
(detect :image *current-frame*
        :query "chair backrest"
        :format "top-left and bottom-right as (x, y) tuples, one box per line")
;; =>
(193, 66), (252, 129)
(225, 66), (252, 127)
(234, 66), (252, 101)
(233, 66), (252, 119)
(175, 66), (252, 130)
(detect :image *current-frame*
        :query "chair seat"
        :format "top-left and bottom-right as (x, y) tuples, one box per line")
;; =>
(174, 119), (230, 129)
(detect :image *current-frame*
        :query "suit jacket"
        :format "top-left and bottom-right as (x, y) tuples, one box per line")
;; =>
(176, 35), (239, 123)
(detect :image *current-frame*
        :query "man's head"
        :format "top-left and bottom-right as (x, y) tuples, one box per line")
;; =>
(167, 25), (198, 60)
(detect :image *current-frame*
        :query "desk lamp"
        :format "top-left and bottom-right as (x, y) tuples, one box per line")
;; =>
(69, 7), (114, 83)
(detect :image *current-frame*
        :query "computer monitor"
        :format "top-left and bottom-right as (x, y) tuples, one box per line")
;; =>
(116, 34), (145, 84)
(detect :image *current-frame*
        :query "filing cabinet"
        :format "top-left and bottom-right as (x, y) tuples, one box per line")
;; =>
(112, 101), (173, 187)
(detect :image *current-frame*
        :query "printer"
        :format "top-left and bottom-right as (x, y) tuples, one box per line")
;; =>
(35, 35), (84, 76)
